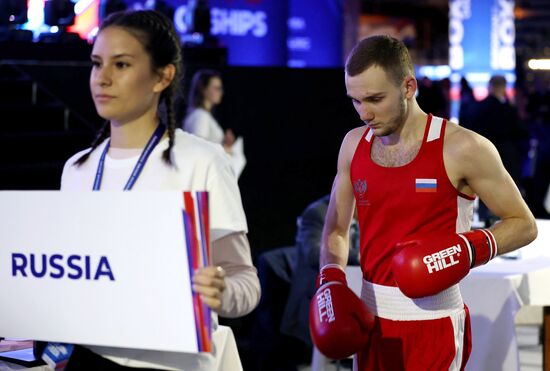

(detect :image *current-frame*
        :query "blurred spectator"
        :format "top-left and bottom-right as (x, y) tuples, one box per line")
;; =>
(186, 0), (211, 35)
(459, 76), (476, 128)
(250, 195), (360, 370)
(416, 76), (447, 117)
(281, 196), (359, 346)
(524, 87), (550, 218)
(469, 75), (529, 225)
(470, 75), (528, 186)
(440, 77), (451, 118)
(183, 69), (246, 178)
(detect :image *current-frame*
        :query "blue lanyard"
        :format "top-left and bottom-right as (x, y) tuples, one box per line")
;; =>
(93, 124), (166, 191)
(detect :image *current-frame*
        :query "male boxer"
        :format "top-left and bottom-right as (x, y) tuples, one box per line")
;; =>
(311, 35), (537, 370)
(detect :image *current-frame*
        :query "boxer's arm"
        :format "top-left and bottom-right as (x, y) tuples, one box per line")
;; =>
(320, 128), (363, 268)
(448, 128), (537, 254)
(393, 127), (533, 299)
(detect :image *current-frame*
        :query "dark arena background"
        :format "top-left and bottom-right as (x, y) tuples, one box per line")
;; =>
(1, 0), (550, 370)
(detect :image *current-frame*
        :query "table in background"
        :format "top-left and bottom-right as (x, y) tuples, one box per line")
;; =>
(460, 257), (550, 371)
(460, 219), (550, 371)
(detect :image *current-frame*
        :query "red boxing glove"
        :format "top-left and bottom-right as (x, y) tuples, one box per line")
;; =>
(392, 229), (498, 298)
(309, 264), (374, 359)
(316, 263), (347, 288)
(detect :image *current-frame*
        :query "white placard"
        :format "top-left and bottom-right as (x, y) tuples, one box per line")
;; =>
(0, 191), (200, 353)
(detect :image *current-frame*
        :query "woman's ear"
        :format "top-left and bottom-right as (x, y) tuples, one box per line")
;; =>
(153, 64), (176, 93)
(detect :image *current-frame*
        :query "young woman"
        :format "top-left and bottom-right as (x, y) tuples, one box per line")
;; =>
(60, 10), (259, 370)
(183, 69), (246, 178)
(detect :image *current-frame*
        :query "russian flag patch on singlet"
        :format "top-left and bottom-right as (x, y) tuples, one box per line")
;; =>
(415, 178), (437, 193)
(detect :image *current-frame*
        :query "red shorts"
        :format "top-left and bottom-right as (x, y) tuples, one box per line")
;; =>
(356, 281), (472, 371)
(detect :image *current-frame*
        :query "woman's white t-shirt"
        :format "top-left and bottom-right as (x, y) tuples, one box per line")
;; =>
(182, 109), (247, 179)
(60, 129), (248, 370)
(183, 108), (224, 145)
(61, 129), (247, 240)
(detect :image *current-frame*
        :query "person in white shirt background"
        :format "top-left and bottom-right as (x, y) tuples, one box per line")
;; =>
(183, 69), (246, 178)
(58, 9), (260, 370)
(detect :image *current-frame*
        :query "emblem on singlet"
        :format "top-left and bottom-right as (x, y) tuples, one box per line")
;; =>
(353, 179), (369, 206)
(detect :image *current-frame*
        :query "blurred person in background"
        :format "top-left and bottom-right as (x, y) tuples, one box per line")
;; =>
(183, 69), (246, 178)
(250, 195), (360, 370)
(458, 76), (476, 128)
(469, 75), (529, 225)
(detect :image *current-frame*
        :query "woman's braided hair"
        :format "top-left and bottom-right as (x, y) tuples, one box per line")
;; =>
(75, 9), (182, 166)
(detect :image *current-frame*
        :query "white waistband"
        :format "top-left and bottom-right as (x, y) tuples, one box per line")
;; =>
(361, 280), (464, 321)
